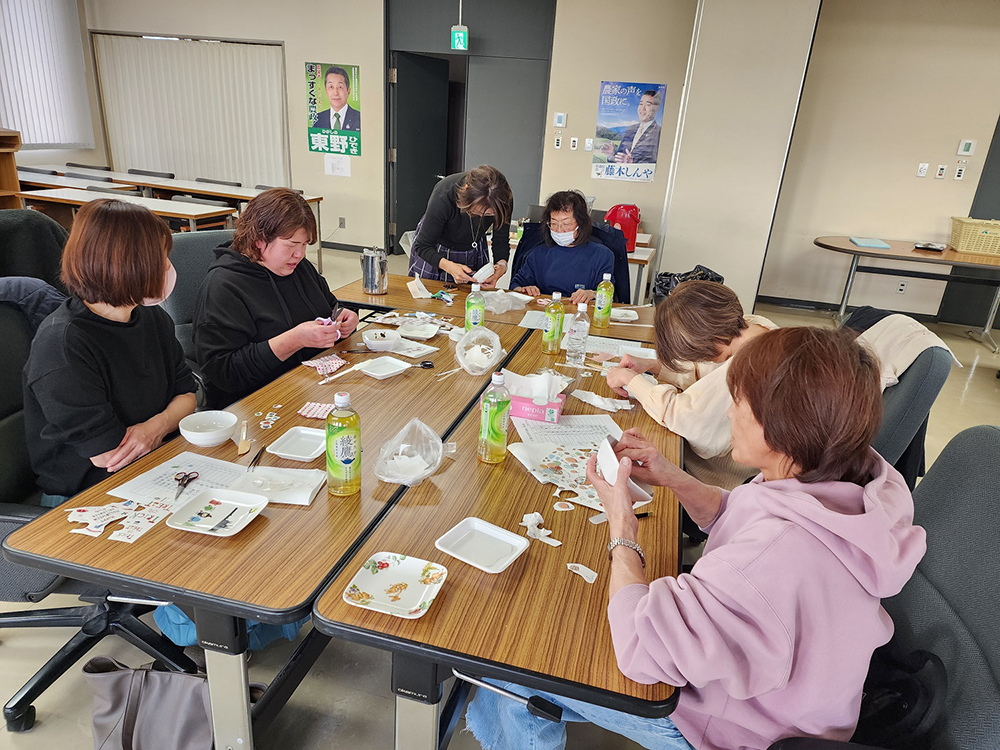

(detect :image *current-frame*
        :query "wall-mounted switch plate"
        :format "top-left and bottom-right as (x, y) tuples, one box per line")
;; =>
(916, 162), (929, 177)
(570, 137), (578, 150)
(935, 165), (947, 179)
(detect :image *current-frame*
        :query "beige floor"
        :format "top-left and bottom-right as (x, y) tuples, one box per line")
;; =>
(2, 249), (999, 749)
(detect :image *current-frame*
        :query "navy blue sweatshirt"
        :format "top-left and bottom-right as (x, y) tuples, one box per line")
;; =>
(510, 240), (615, 296)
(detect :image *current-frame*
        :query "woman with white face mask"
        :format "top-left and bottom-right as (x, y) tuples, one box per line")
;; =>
(511, 190), (615, 304)
(23, 200), (197, 506)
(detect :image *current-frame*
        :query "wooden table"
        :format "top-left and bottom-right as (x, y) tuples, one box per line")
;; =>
(816, 235), (1000, 351)
(3, 322), (531, 750)
(17, 170), (134, 192)
(333, 274), (658, 345)
(312, 329), (681, 749)
(17, 188), (238, 232)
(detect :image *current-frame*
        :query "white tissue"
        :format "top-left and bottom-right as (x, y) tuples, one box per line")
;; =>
(502, 369), (572, 403)
(566, 563), (597, 584)
(464, 344), (494, 368)
(407, 277), (432, 299)
(386, 454), (430, 478)
(519, 512), (562, 547)
(570, 389), (634, 413)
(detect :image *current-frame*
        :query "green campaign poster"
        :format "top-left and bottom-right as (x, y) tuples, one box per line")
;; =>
(305, 62), (361, 156)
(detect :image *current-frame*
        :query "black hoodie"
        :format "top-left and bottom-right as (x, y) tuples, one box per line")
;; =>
(193, 242), (339, 408)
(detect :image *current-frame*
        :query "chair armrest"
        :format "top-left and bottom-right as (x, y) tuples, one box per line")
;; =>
(769, 739), (887, 750)
(0, 502), (45, 525)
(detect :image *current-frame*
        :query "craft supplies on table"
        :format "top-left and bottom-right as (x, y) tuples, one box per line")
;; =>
(342, 553), (448, 619)
(166, 489), (267, 537)
(303, 352), (349, 377)
(502, 368), (572, 423)
(228, 467), (326, 506)
(557, 332), (655, 358)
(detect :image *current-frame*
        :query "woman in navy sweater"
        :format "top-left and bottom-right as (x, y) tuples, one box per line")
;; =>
(511, 190), (614, 304)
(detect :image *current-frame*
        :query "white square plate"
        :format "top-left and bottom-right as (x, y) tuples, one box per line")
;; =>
(342, 552), (448, 619)
(358, 356), (412, 380)
(434, 517), (529, 574)
(398, 322), (439, 340)
(166, 489), (267, 537)
(265, 426), (326, 461)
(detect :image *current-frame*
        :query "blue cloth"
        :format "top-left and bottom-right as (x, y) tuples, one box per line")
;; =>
(40, 493), (70, 508)
(465, 679), (693, 750)
(509, 240), (615, 297)
(154, 604), (310, 651)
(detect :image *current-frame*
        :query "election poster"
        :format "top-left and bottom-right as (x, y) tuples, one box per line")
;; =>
(305, 62), (361, 156)
(592, 81), (666, 182)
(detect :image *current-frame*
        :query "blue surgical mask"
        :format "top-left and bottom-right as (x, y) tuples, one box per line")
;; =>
(551, 229), (576, 247)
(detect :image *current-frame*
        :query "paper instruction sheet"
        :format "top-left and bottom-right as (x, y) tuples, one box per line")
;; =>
(511, 414), (622, 447)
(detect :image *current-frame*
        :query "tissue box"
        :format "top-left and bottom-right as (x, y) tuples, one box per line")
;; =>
(509, 394), (566, 423)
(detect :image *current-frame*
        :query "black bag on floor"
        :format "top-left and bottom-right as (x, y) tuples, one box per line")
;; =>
(652, 265), (724, 305)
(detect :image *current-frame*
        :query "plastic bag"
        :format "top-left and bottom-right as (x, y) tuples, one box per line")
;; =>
(372, 418), (456, 487)
(652, 265), (724, 305)
(455, 327), (505, 375)
(483, 290), (528, 314)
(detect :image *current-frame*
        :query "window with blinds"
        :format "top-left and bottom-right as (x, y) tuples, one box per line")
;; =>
(0, 0), (95, 149)
(92, 33), (289, 187)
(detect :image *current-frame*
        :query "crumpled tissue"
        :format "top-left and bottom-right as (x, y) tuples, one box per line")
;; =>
(407, 277), (432, 299)
(455, 327), (504, 375)
(502, 369), (572, 403)
(519, 512), (562, 547)
(483, 289), (530, 314)
(570, 389), (634, 412)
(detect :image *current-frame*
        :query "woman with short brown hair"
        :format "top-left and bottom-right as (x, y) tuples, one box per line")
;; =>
(194, 188), (358, 408)
(23, 199), (196, 505)
(606, 281), (777, 488)
(408, 165), (513, 285)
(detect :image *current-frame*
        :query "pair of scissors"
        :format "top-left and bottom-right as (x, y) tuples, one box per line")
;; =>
(174, 471), (199, 500)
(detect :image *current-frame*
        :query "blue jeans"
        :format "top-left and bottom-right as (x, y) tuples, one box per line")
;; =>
(40, 493), (70, 508)
(465, 680), (693, 750)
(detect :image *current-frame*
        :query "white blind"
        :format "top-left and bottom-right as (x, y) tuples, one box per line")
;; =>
(0, 0), (95, 149)
(93, 34), (288, 187)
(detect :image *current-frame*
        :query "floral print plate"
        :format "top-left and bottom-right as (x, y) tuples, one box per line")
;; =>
(342, 552), (448, 619)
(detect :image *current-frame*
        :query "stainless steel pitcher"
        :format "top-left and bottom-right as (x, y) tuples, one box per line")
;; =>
(360, 247), (388, 294)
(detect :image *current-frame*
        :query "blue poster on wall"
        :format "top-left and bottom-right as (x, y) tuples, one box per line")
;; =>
(592, 81), (666, 182)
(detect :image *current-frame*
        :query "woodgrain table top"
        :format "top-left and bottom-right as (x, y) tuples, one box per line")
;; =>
(312, 329), (680, 710)
(333, 274), (657, 344)
(4, 323), (529, 622)
(815, 235), (1000, 270)
(17, 188), (238, 220)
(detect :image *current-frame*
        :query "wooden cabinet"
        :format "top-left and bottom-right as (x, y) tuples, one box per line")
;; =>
(0, 128), (22, 210)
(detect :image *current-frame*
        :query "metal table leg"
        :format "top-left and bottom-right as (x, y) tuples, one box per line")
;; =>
(632, 265), (645, 305)
(392, 652), (444, 750)
(188, 217), (197, 232)
(197, 611), (254, 750)
(836, 255), (860, 323)
(967, 284), (1000, 353)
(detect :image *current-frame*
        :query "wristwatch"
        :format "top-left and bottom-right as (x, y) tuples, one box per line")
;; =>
(607, 538), (645, 567)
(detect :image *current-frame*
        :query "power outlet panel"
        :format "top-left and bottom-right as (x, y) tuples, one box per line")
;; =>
(570, 137), (578, 150)
(584, 138), (594, 152)
(935, 165), (947, 179)
(954, 166), (966, 181)
(916, 162), (929, 178)
(896, 281), (907, 294)
(339, 217), (346, 229)
(554, 135), (562, 150)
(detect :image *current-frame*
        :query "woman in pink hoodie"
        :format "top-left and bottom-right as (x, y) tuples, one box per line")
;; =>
(466, 327), (926, 750)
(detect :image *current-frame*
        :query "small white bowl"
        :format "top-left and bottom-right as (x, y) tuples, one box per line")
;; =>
(363, 328), (401, 351)
(179, 411), (238, 448)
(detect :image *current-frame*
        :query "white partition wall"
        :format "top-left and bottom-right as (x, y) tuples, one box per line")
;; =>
(655, 0), (821, 310)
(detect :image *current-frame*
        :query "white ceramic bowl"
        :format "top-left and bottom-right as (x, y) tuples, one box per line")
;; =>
(363, 328), (401, 351)
(179, 411), (238, 448)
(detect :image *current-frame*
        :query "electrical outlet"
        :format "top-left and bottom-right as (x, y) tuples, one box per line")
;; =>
(935, 165), (947, 179)
(554, 135), (562, 149)
(896, 281), (907, 294)
(338, 217), (346, 229)
(916, 162), (929, 178)
(570, 137), (578, 150)
(584, 138), (594, 152)
(954, 166), (966, 181)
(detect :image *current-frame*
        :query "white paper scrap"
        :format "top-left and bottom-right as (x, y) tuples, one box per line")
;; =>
(518, 310), (549, 330)
(519, 512), (562, 547)
(570, 389), (634, 413)
(566, 563), (598, 584)
(553, 501), (575, 512)
(407, 277), (433, 299)
(324, 154), (351, 177)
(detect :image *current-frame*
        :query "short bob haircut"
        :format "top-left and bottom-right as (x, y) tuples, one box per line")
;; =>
(455, 165), (513, 229)
(654, 281), (748, 371)
(727, 326), (882, 485)
(540, 190), (592, 247)
(61, 199), (171, 308)
(232, 188), (317, 262)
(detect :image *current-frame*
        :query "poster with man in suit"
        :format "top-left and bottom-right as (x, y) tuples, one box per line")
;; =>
(592, 81), (666, 182)
(305, 63), (361, 156)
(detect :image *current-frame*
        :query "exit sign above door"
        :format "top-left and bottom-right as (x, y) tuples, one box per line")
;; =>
(451, 25), (468, 51)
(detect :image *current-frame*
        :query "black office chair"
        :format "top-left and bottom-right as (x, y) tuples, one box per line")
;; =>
(0, 287), (197, 732)
(17, 167), (57, 176)
(0, 209), (68, 295)
(196, 176), (242, 187)
(254, 184), (304, 194)
(84, 185), (141, 196)
(769, 425), (1000, 750)
(65, 172), (112, 182)
(65, 162), (110, 171)
(127, 168), (175, 179)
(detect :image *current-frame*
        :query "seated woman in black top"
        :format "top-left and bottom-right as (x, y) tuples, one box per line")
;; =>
(407, 165), (513, 286)
(194, 188), (359, 408)
(23, 199), (197, 506)
(511, 190), (615, 304)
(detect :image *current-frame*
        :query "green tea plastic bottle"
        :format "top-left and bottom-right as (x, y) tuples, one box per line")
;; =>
(594, 273), (614, 328)
(465, 283), (485, 331)
(478, 372), (511, 464)
(327, 391), (360, 496)
(541, 292), (564, 354)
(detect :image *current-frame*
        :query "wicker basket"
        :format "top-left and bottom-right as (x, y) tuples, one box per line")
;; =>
(951, 216), (1000, 257)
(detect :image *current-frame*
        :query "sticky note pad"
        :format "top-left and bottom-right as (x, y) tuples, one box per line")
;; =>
(849, 237), (891, 249)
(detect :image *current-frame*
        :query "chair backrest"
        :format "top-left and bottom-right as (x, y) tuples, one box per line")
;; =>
(170, 195), (229, 208)
(66, 162), (110, 171)
(18, 166), (58, 175)
(883, 425), (1000, 750)
(0, 209), (68, 294)
(161, 230), (233, 363)
(0, 302), (40, 503)
(196, 177), (242, 187)
(525, 204), (544, 223)
(254, 184), (304, 194)
(66, 172), (112, 182)
(128, 168), (175, 179)
(85, 185), (140, 196)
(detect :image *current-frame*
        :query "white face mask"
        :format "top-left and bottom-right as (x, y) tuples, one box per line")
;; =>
(551, 229), (576, 247)
(142, 261), (177, 306)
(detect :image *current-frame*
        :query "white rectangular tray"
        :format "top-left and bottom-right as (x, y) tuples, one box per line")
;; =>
(166, 489), (267, 537)
(266, 426), (326, 461)
(359, 356), (411, 380)
(434, 517), (529, 574)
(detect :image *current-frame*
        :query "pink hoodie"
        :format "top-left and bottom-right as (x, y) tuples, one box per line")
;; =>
(607, 452), (926, 750)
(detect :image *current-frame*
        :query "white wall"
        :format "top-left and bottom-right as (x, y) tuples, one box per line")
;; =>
(758, 0), (1000, 313)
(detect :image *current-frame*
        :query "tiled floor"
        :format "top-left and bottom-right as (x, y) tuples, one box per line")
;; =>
(3, 250), (999, 749)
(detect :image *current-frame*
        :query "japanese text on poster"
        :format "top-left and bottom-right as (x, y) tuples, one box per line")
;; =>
(592, 81), (666, 182)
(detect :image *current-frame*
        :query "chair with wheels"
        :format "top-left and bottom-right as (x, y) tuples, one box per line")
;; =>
(0, 291), (197, 731)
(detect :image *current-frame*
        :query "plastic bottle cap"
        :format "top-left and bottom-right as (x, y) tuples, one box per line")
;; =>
(334, 391), (350, 408)
(491, 371), (505, 385)
(471, 284), (481, 292)
(552, 292), (562, 300)
(578, 302), (587, 312)
(603, 273), (612, 281)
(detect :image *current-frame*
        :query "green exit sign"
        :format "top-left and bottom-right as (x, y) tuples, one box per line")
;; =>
(451, 25), (468, 51)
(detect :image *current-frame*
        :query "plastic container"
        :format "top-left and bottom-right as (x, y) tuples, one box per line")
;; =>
(950, 216), (1000, 257)
(327, 392), (361, 496)
(465, 283), (485, 331)
(478, 372), (511, 464)
(541, 292), (564, 355)
(362, 328), (401, 351)
(567, 302), (590, 366)
(434, 517), (529, 573)
(266, 426), (326, 461)
(594, 273), (614, 328)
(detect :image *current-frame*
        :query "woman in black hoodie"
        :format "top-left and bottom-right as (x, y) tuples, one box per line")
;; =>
(194, 188), (358, 408)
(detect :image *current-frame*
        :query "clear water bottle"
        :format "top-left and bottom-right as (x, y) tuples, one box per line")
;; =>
(566, 302), (590, 367)
(465, 283), (485, 331)
(478, 372), (511, 464)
